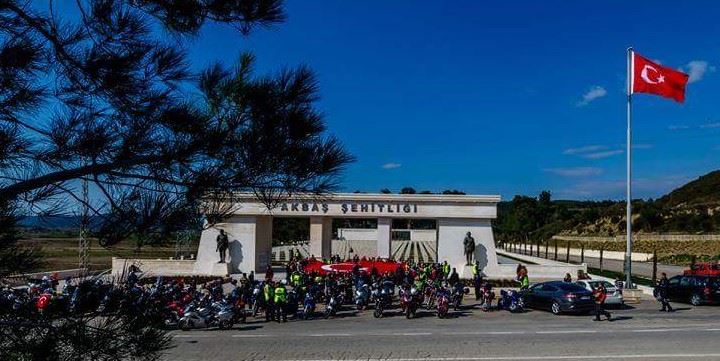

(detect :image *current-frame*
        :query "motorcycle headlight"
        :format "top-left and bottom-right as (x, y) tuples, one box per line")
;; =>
(410, 287), (418, 295)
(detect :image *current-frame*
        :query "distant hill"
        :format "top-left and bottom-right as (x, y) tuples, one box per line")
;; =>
(495, 170), (720, 239)
(659, 170), (720, 208)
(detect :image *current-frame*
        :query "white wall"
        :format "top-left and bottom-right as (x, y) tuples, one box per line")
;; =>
(437, 218), (499, 278)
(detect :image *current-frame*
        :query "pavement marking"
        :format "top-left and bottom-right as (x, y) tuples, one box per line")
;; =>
(400, 332), (433, 336)
(308, 333), (351, 337)
(705, 328), (720, 331)
(231, 334), (269, 338)
(536, 330), (596, 334)
(172, 334), (212, 338)
(276, 354), (720, 361)
(631, 328), (691, 333)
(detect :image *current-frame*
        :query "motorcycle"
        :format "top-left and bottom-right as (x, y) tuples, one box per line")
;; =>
(399, 286), (420, 319)
(354, 283), (371, 311)
(451, 283), (468, 311)
(178, 300), (236, 330)
(301, 292), (316, 320)
(498, 289), (524, 313)
(423, 283), (437, 310)
(481, 284), (495, 312)
(324, 292), (343, 319)
(372, 281), (394, 318)
(436, 287), (451, 318)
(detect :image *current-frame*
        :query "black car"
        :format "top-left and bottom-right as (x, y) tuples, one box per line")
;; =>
(522, 281), (595, 315)
(665, 275), (720, 306)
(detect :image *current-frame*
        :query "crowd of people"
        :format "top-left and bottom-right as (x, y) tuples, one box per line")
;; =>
(1, 254), (679, 329)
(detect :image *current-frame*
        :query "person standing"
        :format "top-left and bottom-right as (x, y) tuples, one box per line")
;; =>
(657, 273), (674, 312)
(472, 261), (483, 301)
(448, 268), (460, 286)
(216, 229), (229, 263)
(518, 268), (529, 290)
(273, 280), (288, 322)
(263, 281), (275, 322)
(593, 282), (612, 321)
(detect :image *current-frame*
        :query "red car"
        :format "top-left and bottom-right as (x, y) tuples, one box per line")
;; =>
(683, 262), (720, 277)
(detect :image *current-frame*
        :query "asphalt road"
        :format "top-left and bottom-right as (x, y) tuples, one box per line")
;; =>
(511, 249), (686, 279)
(164, 298), (720, 361)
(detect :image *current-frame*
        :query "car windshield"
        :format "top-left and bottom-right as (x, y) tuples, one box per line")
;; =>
(588, 281), (614, 289)
(556, 283), (586, 292)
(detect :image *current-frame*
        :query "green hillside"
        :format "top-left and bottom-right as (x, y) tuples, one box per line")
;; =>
(494, 170), (720, 241)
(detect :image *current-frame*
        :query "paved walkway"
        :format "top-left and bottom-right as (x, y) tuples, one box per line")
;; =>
(511, 248), (686, 278)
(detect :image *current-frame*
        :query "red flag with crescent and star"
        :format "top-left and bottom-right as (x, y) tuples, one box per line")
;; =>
(630, 51), (689, 103)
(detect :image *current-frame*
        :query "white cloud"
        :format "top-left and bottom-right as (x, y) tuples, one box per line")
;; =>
(700, 122), (720, 129)
(633, 144), (654, 150)
(576, 86), (607, 107)
(685, 60), (715, 84)
(381, 162), (401, 169)
(563, 145), (624, 159)
(544, 167), (603, 177)
(556, 175), (690, 200)
(581, 150), (624, 159)
(563, 145), (607, 155)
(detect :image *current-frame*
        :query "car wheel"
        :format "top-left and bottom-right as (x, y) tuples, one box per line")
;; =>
(551, 301), (562, 315)
(690, 293), (702, 306)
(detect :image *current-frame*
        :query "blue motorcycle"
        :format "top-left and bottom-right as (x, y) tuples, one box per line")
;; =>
(301, 292), (316, 320)
(498, 289), (524, 313)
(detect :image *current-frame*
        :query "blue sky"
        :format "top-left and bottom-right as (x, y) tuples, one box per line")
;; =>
(63, 1), (720, 200)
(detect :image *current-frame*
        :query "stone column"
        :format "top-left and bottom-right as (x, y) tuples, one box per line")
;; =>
(309, 217), (332, 259)
(377, 217), (392, 259)
(254, 216), (273, 273)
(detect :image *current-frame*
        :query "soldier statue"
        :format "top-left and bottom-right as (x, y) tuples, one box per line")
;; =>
(463, 231), (475, 265)
(216, 229), (229, 263)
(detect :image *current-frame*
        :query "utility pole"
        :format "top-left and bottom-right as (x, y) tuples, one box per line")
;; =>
(78, 176), (90, 276)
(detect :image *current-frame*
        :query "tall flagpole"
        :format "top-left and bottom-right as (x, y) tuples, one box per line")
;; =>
(625, 47), (634, 288)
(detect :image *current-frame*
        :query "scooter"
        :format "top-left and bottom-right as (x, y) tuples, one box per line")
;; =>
(498, 289), (524, 313)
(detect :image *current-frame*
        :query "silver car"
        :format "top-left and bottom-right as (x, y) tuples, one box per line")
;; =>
(576, 280), (624, 306)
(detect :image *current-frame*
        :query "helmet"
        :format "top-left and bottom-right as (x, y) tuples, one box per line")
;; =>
(280, 279), (287, 285)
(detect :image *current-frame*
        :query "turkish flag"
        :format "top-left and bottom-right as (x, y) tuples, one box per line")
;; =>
(631, 52), (689, 103)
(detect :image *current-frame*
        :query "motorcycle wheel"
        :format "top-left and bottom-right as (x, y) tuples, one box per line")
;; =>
(373, 307), (382, 318)
(218, 320), (233, 330)
(324, 309), (331, 319)
(405, 308), (412, 319)
(252, 302), (259, 317)
(178, 319), (190, 331)
(509, 303), (518, 313)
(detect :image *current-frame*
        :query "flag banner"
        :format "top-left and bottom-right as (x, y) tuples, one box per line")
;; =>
(631, 51), (689, 103)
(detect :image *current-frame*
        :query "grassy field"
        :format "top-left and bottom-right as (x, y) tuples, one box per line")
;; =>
(17, 236), (188, 272)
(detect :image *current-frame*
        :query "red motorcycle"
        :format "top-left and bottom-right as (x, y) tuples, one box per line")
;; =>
(400, 286), (420, 319)
(436, 287), (450, 318)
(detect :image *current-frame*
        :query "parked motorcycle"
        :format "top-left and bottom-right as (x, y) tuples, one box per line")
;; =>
(324, 292), (343, 319)
(481, 283), (495, 312)
(178, 301), (236, 330)
(498, 289), (524, 313)
(451, 283), (468, 311)
(423, 283), (437, 310)
(372, 281), (394, 318)
(436, 287), (451, 318)
(301, 292), (316, 320)
(355, 283), (371, 311)
(399, 286), (420, 319)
